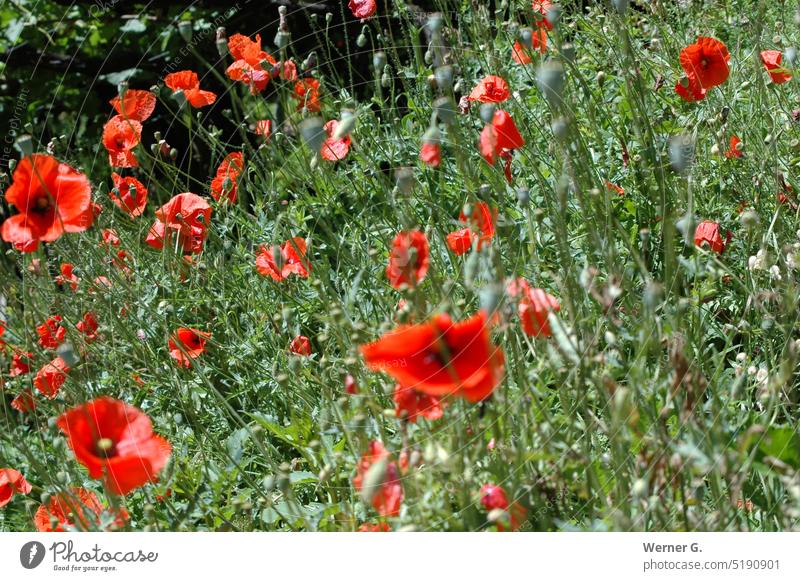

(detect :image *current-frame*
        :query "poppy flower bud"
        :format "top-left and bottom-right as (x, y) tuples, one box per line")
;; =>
(56, 343), (79, 367)
(479, 103), (496, 124)
(8, 159), (16, 172)
(668, 133), (694, 174)
(519, 27), (533, 49)
(274, 30), (291, 50)
(299, 117), (326, 154)
(357, 33), (367, 48)
(433, 96), (457, 124)
(303, 52), (318, 70)
(394, 167), (416, 195)
(536, 62), (564, 105)
(171, 88), (187, 109)
(333, 110), (357, 139)
(178, 21), (193, 43)
(381, 70), (391, 88)
(516, 187), (530, 206)
(169, 148), (178, 160)
(15, 134), (33, 157)
(373, 51), (387, 72)
(435, 65), (454, 92)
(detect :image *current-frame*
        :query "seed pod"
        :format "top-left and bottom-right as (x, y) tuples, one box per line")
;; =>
(434, 65), (454, 92)
(433, 96), (457, 124)
(299, 117), (326, 154)
(536, 62), (565, 105)
(479, 103), (496, 124)
(178, 21), (193, 43)
(333, 110), (357, 139)
(373, 51), (387, 72)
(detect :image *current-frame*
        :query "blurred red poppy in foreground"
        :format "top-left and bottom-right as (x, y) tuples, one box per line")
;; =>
(394, 384), (443, 423)
(447, 202), (496, 255)
(164, 70), (217, 108)
(694, 220), (730, 254)
(110, 89), (156, 122)
(506, 278), (561, 337)
(168, 327), (211, 368)
(1, 154), (93, 253)
(353, 441), (403, 517)
(361, 310), (505, 402)
(469, 75), (510, 103)
(103, 115), (142, 168)
(479, 483), (527, 531)
(349, 0), (376, 19)
(56, 396), (172, 495)
(321, 120), (351, 161)
(358, 522), (390, 532)
(210, 152), (245, 203)
(146, 193), (212, 255)
(760, 50), (792, 84)
(0, 468), (32, 508)
(34, 488), (129, 532)
(33, 356), (70, 398)
(256, 237), (311, 281)
(386, 230), (430, 289)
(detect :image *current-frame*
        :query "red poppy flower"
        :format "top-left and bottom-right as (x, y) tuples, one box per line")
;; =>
(255, 120), (272, 139)
(674, 76), (707, 102)
(56, 262), (80, 290)
(210, 152), (245, 203)
(277, 59), (298, 82)
(532, 0), (554, 31)
(226, 33), (275, 94)
(386, 230), (430, 289)
(110, 173), (148, 217)
(294, 78), (321, 112)
(9, 351), (32, 377)
(349, 0), (377, 19)
(679, 37), (730, 89)
(109, 89), (156, 122)
(37, 315), (66, 349)
(446, 202), (496, 255)
(393, 384), (443, 423)
(352, 441), (403, 517)
(168, 327), (211, 368)
(33, 356), (70, 398)
(256, 237), (311, 281)
(56, 397), (172, 495)
(289, 335), (312, 356)
(358, 522), (390, 532)
(420, 141), (441, 167)
(345, 374), (359, 395)
(0, 468), (32, 508)
(100, 228), (121, 248)
(145, 193), (212, 255)
(605, 181), (625, 196)
(512, 30), (547, 64)
(0, 320), (4, 346)
(480, 110), (524, 165)
(361, 310), (505, 402)
(102, 115), (141, 168)
(320, 120), (351, 161)
(77, 312), (99, 343)
(506, 278), (561, 337)
(479, 483), (527, 531)
(725, 135), (743, 159)
(164, 70), (217, 108)
(34, 488), (129, 532)
(1, 154), (92, 253)
(760, 50), (792, 84)
(480, 483), (509, 511)
(468, 75), (510, 103)
(694, 220), (729, 254)
(11, 388), (37, 413)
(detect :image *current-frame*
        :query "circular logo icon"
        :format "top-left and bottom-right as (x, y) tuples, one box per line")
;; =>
(20, 541), (46, 569)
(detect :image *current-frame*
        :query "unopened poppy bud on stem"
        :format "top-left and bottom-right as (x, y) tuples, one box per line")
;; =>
(15, 134), (33, 157)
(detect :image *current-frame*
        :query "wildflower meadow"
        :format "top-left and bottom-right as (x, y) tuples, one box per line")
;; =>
(1, 0), (799, 535)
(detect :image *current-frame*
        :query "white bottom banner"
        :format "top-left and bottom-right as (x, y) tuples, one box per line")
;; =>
(0, 532), (798, 580)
